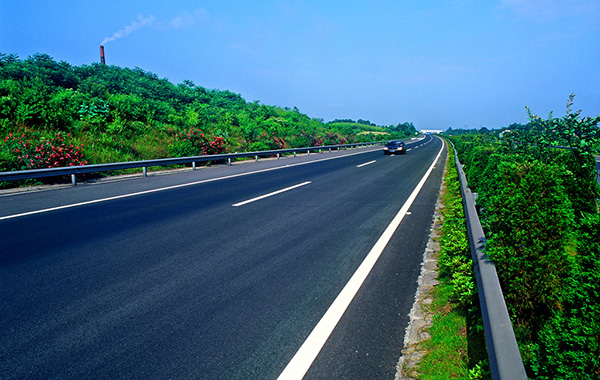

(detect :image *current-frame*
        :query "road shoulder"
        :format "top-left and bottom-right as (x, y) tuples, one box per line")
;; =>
(395, 197), (442, 379)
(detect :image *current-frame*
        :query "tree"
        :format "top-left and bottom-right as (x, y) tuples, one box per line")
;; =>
(526, 94), (600, 214)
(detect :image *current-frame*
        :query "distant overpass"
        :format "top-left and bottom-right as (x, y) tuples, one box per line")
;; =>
(419, 129), (443, 134)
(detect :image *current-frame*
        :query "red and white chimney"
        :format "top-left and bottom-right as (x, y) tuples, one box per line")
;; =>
(100, 45), (106, 64)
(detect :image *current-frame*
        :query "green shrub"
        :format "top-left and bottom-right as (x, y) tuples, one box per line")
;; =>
(168, 128), (225, 158)
(1, 131), (87, 171)
(532, 212), (600, 379)
(417, 142), (487, 378)
(247, 132), (287, 151)
(446, 96), (599, 377)
(479, 158), (575, 337)
(437, 145), (477, 309)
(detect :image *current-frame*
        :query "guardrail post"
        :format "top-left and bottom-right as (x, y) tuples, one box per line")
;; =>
(0, 140), (390, 185)
(71, 174), (77, 187)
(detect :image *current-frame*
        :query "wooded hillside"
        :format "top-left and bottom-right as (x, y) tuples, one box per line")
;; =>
(0, 52), (416, 177)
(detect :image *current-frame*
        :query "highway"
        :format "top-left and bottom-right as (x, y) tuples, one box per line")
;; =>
(0, 135), (446, 380)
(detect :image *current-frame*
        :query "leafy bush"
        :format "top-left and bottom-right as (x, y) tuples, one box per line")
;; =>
(322, 131), (347, 145)
(293, 130), (325, 147)
(248, 131), (287, 152)
(168, 128), (225, 158)
(437, 154), (475, 308)
(0, 51), (404, 177)
(1, 131), (87, 171)
(1, 130), (87, 187)
(446, 96), (600, 378)
(417, 142), (487, 378)
(478, 158), (575, 335)
(78, 98), (109, 128)
(532, 213), (600, 379)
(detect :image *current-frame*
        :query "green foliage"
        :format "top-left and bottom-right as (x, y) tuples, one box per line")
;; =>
(479, 158), (575, 334)
(327, 120), (416, 140)
(437, 146), (479, 311)
(447, 95), (600, 378)
(1, 51), (413, 184)
(468, 360), (490, 380)
(78, 97), (109, 131)
(499, 94), (600, 216)
(416, 143), (487, 379)
(248, 131), (287, 152)
(168, 128), (226, 158)
(531, 212), (600, 379)
(0, 130), (87, 187)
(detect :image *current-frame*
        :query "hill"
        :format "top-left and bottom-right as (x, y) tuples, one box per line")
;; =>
(0, 52), (417, 176)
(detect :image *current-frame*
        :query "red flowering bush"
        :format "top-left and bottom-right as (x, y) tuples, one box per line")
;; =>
(323, 131), (347, 145)
(168, 128), (226, 157)
(288, 130), (352, 149)
(1, 131), (87, 172)
(293, 130), (324, 147)
(248, 132), (287, 152)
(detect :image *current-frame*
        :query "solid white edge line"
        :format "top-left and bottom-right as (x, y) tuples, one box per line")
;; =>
(0, 148), (376, 221)
(232, 181), (311, 207)
(276, 138), (444, 380)
(356, 160), (376, 168)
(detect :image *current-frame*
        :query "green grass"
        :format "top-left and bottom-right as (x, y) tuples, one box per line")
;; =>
(412, 142), (489, 380)
(417, 281), (469, 379)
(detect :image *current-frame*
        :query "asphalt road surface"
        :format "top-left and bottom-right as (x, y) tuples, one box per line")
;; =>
(1, 135), (447, 380)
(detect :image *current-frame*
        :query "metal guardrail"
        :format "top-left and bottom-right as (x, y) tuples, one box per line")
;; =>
(0, 142), (382, 186)
(451, 142), (527, 380)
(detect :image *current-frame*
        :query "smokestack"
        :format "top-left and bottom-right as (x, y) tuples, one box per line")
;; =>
(100, 45), (106, 64)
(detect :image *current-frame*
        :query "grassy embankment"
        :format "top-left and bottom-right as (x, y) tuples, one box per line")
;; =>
(410, 143), (488, 379)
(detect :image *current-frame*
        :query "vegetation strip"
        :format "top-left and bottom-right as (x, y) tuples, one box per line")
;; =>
(398, 140), (487, 380)
(446, 98), (599, 379)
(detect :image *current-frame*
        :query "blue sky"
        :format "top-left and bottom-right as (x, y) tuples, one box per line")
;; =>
(2, 0), (599, 129)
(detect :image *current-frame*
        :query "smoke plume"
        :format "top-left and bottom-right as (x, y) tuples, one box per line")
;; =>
(101, 14), (156, 46)
(100, 9), (209, 46)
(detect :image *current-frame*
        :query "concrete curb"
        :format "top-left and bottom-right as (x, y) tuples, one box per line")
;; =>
(395, 198), (443, 380)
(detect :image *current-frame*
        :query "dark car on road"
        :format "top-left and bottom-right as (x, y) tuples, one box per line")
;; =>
(383, 140), (406, 155)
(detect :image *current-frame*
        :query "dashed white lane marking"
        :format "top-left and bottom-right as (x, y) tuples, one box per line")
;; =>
(276, 138), (445, 380)
(0, 149), (376, 221)
(232, 181), (311, 207)
(356, 160), (376, 168)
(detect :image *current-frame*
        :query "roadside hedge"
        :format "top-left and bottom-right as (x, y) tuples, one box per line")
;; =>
(447, 98), (600, 378)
